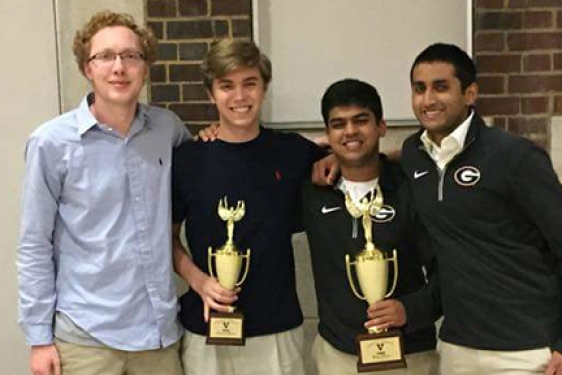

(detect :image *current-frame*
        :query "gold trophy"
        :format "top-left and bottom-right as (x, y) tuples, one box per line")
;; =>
(344, 185), (406, 372)
(206, 197), (251, 346)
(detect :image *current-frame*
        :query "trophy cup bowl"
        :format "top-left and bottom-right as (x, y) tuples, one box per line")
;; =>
(209, 245), (250, 291)
(345, 248), (398, 333)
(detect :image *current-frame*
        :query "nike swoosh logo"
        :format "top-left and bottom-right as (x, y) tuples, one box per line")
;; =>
(321, 206), (342, 214)
(414, 170), (429, 179)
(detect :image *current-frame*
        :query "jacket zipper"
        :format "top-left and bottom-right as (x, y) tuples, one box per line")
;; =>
(437, 166), (446, 202)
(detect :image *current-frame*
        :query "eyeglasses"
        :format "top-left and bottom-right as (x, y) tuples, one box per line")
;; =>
(88, 51), (146, 66)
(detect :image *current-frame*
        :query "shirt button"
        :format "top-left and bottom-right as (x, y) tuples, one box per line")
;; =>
(135, 196), (141, 202)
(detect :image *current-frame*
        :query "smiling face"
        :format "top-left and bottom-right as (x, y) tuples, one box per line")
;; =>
(327, 105), (386, 178)
(84, 26), (148, 110)
(411, 62), (477, 145)
(209, 66), (265, 141)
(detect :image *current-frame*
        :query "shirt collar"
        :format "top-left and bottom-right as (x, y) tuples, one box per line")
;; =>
(76, 94), (99, 136)
(76, 93), (149, 137)
(420, 109), (474, 153)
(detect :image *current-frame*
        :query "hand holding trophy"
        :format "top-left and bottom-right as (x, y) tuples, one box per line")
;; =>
(207, 197), (251, 345)
(345, 185), (405, 372)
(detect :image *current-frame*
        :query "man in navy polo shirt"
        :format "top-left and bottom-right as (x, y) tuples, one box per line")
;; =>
(171, 39), (325, 375)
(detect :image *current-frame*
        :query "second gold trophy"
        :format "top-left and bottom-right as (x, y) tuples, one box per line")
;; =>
(344, 185), (405, 372)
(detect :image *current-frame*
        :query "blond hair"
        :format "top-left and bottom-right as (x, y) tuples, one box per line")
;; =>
(201, 39), (272, 91)
(73, 10), (157, 75)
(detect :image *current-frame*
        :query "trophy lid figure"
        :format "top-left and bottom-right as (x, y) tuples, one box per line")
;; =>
(219, 197), (245, 248)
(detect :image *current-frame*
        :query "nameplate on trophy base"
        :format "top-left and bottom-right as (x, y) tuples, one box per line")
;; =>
(206, 311), (245, 346)
(356, 329), (406, 372)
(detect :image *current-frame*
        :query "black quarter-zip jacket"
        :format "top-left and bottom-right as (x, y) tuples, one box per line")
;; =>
(302, 155), (438, 355)
(401, 113), (562, 352)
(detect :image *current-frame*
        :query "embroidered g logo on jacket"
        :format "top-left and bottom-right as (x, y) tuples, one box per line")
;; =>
(454, 166), (481, 187)
(372, 205), (396, 223)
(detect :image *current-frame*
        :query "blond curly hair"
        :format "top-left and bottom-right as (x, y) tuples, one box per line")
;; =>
(73, 10), (157, 76)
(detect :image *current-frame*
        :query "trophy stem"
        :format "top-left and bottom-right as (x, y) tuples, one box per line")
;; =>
(226, 222), (235, 246)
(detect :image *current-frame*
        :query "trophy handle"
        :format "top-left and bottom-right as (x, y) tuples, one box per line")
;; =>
(236, 249), (251, 286)
(384, 249), (399, 298)
(345, 254), (366, 301)
(208, 246), (217, 279)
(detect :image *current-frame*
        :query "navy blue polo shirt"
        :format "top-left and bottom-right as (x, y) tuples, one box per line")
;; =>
(172, 127), (324, 336)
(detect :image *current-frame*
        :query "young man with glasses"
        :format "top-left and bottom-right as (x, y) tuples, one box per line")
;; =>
(18, 11), (189, 375)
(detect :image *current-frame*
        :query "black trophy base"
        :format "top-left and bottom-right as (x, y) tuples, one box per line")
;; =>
(206, 311), (245, 346)
(356, 328), (406, 372)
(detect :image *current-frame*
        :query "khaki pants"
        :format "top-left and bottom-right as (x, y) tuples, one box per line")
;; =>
(181, 327), (305, 375)
(311, 334), (439, 375)
(439, 341), (551, 375)
(55, 339), (182, 375)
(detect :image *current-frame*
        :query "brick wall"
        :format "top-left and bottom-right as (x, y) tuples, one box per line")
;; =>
(474, 0), (562, 150)
(145, 0), (252, 132)
(147, 1), (562, 149)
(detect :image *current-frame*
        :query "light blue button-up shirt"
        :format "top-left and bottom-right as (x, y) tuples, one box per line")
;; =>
(18, 94), (190, 350)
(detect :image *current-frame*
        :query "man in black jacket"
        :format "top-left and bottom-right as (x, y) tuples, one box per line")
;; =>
(303, 79), (439, 375)
(401, 43), (562, 375)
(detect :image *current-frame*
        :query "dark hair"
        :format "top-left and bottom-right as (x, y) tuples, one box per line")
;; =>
(410, 43), (477, 91)
(321, 79), (383, 126)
